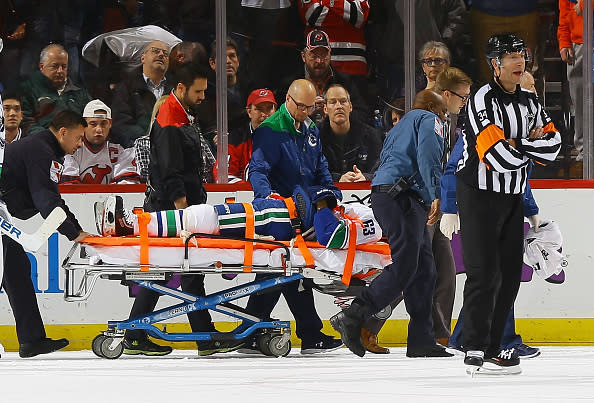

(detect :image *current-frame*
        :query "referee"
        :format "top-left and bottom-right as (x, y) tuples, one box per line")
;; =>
(457, 34), (561, 371)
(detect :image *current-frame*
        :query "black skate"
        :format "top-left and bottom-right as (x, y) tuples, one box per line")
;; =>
(467, 348), (522, 376)
(95, 195), (134, 236)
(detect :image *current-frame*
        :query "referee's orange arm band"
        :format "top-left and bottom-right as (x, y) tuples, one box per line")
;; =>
(475, 124), (505, 161)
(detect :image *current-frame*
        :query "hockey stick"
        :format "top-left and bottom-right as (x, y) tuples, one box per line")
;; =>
(0, 206), (67, 252)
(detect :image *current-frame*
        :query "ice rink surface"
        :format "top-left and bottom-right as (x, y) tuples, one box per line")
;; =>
(1, 346), (593, 402)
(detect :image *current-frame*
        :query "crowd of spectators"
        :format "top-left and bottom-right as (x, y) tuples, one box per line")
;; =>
(0, 1), (579, 184)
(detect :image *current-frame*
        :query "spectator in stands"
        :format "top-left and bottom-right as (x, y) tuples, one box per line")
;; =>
(111, 40), (172, 148)
(384, 97), (405, 129)
(219, 88), (277, 183)
(18, 44), (91, 135)
(2, 91), (24, 144)
(297, 0), (370, 85)
(558, 0), (590, 161)
(469, 1), (540, 85)
(196, 37), (248, 139)
(168, 41), (209, 74)
(419, 41), (451, 90)
(61, 99), (140, 184)
(278, 30), (362, 127)
(318, 84), (382, 182)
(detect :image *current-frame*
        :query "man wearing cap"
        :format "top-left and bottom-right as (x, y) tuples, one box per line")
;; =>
(61, 100), (140, 184)
(277, 30), (363, 127)
(218, 89), (277, 183)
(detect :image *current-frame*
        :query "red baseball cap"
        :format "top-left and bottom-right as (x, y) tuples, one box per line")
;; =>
(246, 89), (277, 107)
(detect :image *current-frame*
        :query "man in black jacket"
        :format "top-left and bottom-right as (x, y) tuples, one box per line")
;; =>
(111, 40), (173, 148)
(319, 84), (382, 182)
(0, 110), (91, 358)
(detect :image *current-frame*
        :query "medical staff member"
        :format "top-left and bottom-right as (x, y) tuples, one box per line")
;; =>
(0, 110), (90, 358)
(330, 90), (452, 358)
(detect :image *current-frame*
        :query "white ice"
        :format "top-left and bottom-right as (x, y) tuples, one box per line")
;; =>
(1, 346), (593, 402)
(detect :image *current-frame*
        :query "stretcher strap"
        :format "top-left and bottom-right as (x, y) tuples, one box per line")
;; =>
(136, 211), (152, 272)
(341, 222), (357, 285)
(241, 202), (255, 272)
(283, 196), (315, 267)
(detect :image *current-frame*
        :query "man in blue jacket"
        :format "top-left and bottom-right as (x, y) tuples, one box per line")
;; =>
(244, 79), (343, 354)
(330, 90), (453, 358)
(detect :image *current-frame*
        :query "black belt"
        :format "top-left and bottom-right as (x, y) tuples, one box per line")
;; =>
(372, 185), (426, 208)
(371, 185), (394, 193)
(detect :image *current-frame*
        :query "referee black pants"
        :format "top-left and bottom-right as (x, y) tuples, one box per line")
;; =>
(2, 236), (46, 344)
(457, 180), (524, 355)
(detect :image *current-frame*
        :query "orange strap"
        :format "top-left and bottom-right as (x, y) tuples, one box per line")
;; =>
(241, 202), (255, 272)
(341, 221), (357, 285)
(283, 196), (315, 267)
(136, 211), (151, 272)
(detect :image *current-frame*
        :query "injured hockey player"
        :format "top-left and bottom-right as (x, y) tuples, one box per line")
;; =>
(95, 186), (382, 249)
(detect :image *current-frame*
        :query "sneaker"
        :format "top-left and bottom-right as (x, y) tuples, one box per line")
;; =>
(197, 339), (244, 357)
(122, 338), (172, 356)
(485, 348), (520, 367)
(464, 350), (485, 368)
(514, 343), (540, 359)
(19, 338), (69, 358)
(301, 334), (343, 355)
(97, 195), (135, 236)
(407, 343), (454, 358)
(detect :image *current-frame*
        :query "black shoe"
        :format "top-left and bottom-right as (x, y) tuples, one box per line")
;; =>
(464, 350), (485, 367)
(485, 348), (520, 367)
(122, 338), (172, 356)
(236, 338), (262, 355)
(19, 338), (69, 358)
(197, 339), (244, 357)
(329, 299), (368, 357)
(407, 343), (454, 358)
(301, 333), (343, 355)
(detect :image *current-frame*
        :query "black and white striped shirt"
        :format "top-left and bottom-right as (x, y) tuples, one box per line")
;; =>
(456, 80), (561, 194)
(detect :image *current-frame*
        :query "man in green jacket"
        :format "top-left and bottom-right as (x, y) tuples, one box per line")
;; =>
(18, 44), (91, 135)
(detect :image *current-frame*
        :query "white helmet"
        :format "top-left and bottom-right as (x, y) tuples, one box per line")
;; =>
(524, 219), (568, 280)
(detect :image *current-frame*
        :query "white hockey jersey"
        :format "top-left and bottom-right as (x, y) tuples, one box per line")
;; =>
(61, 139), (140, 184)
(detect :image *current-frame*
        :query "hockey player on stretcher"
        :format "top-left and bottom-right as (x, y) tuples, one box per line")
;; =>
(95, 185), (382, 249)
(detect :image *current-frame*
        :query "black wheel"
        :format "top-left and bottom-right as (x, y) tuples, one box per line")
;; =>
(100, 337), (124, 359)
(267, 335), (291, 357)
(92, 334), (107, 358)
(373, 304), (392, 320)
(257, 334), (273, 356)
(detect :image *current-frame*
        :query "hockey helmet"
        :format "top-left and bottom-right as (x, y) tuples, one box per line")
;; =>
(485, 34), (528, 70)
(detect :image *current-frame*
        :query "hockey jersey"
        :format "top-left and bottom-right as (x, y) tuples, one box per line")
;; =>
(61, 138), (141, 184)
(298, 0), (370, 76)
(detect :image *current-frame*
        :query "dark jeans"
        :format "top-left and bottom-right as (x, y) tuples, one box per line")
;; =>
(449, 307), (522, 350)
(361, 191), (437, 348)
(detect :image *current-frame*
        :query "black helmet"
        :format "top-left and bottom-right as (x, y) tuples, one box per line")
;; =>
(485, 34), (528, 69)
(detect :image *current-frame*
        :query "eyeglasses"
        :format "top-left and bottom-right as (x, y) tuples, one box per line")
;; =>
(288, 94), (315, 113)
(421, 57), (448, 67)
(149, 47), (170, 58)
(448, 89), (470, 103)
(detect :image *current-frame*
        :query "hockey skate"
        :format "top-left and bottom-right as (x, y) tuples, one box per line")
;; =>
(94, 195), (134, 236)
(465, 348), (522, 376)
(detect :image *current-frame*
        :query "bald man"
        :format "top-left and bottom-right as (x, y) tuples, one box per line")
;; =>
(331, 90), (453, 358)
(111, 40), (173, 147)
(18, 43), (91, 135)
(243, 79), (343, 355)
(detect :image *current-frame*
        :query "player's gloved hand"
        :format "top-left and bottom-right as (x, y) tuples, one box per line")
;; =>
(528, 215), (541, 232)
(308, 186), (338, 209)
(439, 213), (459, 240)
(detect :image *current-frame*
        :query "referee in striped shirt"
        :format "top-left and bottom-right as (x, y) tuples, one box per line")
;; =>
(457, 34), (561, 371)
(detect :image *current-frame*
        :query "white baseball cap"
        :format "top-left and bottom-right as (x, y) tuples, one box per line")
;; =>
(83, 99), (112, 119)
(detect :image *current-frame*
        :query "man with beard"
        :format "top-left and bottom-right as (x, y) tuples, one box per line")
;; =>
(111, 40), (173, 148)
(122, 63), (243, 357)
(18, 44), (91, 135)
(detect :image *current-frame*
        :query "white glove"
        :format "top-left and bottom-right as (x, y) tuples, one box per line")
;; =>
(439, 213), (459, 240)
(528, 215), (540, 232)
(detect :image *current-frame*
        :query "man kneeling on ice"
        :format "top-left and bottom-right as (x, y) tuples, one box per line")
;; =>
(96, 186), (381, 249)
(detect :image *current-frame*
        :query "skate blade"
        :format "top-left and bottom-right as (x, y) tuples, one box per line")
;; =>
(93, 201), (105, 235)
(466, 364), (522, 376)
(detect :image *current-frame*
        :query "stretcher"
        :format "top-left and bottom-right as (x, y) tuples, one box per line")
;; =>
(62, 230), (391, 359)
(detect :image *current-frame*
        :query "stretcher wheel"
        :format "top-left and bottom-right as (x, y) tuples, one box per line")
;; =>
(92, 334), (107, 358)
(373, 305), (392, 320)
(257, 334), (273, 356)
(267, 335), (291, 357)
(100, 337), (124, 359)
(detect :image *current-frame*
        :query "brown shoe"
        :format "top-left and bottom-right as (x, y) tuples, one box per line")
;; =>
(436, 337), (449, 347)
(361, 328), (389, 354)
